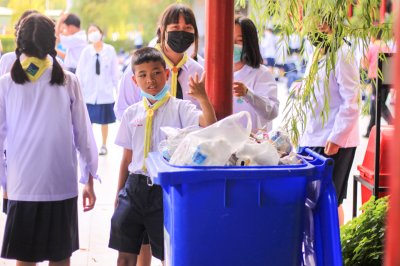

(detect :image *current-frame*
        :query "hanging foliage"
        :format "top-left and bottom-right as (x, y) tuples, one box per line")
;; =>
(237, 0), (394, 145)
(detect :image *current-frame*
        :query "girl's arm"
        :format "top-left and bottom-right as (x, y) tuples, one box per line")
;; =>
(115, 148), (133, 208)
(234, 69), (279, 121)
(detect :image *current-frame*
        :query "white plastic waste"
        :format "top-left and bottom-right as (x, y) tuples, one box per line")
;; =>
(158, 126), (200, 161)
(235, 140), (280, 166)
(169, 111), (252, 166)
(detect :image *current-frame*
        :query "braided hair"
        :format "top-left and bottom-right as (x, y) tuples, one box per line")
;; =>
(11, 13), (65, 85)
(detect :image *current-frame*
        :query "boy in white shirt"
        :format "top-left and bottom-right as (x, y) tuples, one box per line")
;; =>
(109, 47), (216, 265)
(56, 13), (87, 73)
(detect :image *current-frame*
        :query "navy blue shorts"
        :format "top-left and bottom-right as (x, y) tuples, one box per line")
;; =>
(87, 103), (116, 125)
(1, 197), (79, 262)
(109, 174), (164, 260)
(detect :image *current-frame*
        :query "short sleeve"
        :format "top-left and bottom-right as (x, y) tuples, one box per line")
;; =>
(177, 100), (202, 128)
(115, 110), (134, 149)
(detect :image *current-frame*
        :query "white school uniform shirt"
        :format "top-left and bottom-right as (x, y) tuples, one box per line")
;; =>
(0, 52), (16, 76)
(60, 30), (87, 69)
(0, 52), (64, 76)
(0, 68), (98, 201)
(289, 34), (302, 50)
(299, 44), (360, 148)
(115, 97), (201, 175)
(234, 64), (279, 132)
(260, 31), (277, 59)
(114, 56), (203, 120)
(76, 43), (119, 104)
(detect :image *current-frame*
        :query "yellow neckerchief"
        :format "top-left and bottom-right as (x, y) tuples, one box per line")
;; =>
(155, 44), (188, 97)
(21, 57), (52, 82)
(142, 92), (171, 170)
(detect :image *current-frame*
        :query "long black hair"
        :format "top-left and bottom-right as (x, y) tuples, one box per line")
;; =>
(11, 13), (65, 85)
(235, 15), (263, 68)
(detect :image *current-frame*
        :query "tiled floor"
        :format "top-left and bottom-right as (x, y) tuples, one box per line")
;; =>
(0, 81), (386, 265)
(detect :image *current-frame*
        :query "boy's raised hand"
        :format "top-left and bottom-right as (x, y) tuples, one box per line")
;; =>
(188, 72), (207, 101)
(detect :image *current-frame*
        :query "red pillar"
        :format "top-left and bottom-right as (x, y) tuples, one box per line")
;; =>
(380, 0), (387, 23)
(205, 0), (234, 119)
(385, 4), (400, 266)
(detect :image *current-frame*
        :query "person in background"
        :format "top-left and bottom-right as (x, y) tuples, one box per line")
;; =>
(56, 13), (87, 73)
(109, 47), (216, 266)
(76, 24), (119, 156)
(299, 18), (360, 226)
(362, 30), (393, 138)
(260, 26), (277, 73)
(114, 3), (203, 120)
(134, 30), (144, 49)
(233, 15), (279, 132)
(0, 13), (97, 265)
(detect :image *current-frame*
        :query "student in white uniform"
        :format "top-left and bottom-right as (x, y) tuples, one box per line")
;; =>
(299, 20), (360, 226)
(0, 13), (97, 264)
(114, 3), (203, 120)
(0, 10), (41, 215)
(76, 24), (119, 156)
(0, 10), (39, 77)
(260, 27), (277, 71)
(56, 13), (87, 73)
(108, 47), (216, 265)
(233, 16), (279, 132)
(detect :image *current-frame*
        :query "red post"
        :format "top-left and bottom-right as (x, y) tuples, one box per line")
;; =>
(380, 0), (387, 23)
(205, 0), (234, 119)
(385, 5), (400, 266)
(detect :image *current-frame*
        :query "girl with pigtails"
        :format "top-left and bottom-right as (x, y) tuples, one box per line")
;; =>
(0, 13), (98, 265)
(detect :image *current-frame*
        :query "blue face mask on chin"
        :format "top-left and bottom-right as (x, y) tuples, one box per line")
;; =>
(141, 84), (170, 101)
(233, 44), (243, 63)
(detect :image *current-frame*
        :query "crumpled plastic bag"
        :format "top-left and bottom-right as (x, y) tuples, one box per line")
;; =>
(158, 126), (200, 161)
(169, 111), (252, 166)
(234, 140), (280, 166)
(268, 130), (293, 157)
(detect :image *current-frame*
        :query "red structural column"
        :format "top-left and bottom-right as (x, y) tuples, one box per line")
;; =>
(385, 6), (400, 266)
(380, 0), (387, 23)
(205, 0), (234, 119)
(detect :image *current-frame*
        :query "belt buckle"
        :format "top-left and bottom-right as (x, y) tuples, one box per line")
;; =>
(146, 176), (153, 187)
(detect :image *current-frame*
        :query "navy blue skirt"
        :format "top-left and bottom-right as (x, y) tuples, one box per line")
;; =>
(1, 197), (79, 262)
(87, 103), (116, 125)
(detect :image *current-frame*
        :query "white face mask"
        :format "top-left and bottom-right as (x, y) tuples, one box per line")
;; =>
(88, 31), (102, 43)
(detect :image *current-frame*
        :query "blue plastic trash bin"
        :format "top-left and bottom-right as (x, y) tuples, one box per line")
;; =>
(145, 148), (341, 266)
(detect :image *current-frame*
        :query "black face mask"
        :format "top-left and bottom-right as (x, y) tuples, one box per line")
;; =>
(167, 31), (195, 53)
(308, 32), (330, 51)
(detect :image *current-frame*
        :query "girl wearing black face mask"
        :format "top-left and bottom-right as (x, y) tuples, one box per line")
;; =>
(154, 3), (203, 101)
(114, 3), (204, 121)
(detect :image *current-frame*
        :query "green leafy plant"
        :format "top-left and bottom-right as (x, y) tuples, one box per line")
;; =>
(340, 196), (388, 266)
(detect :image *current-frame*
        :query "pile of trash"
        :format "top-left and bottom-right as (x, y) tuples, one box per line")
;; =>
(159, 111), (302, 167)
